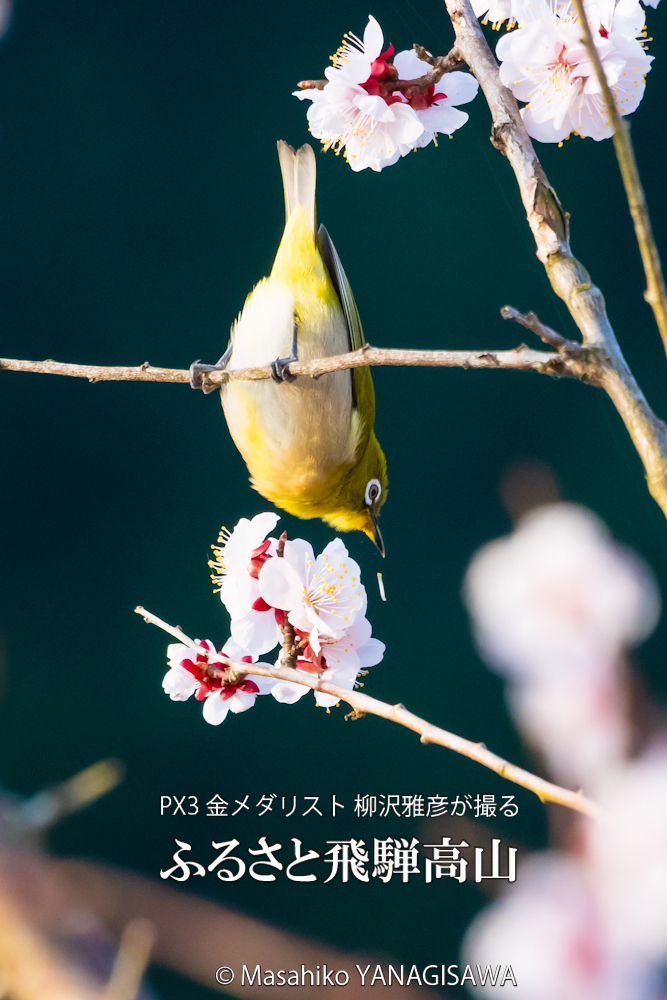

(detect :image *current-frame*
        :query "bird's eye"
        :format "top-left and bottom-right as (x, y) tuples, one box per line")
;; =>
(364, 478), (381, 506)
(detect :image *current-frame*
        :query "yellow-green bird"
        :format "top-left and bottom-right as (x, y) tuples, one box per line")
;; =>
(191, 141), (387, 554)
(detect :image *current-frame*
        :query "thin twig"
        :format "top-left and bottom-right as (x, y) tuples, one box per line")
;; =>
(571, 0), (667, 355)
(0, 347), (559, 385)
(136, 607), (600, 819)
(501, 305), (583, 356)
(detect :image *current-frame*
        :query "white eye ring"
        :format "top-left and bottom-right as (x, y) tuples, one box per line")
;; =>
(364, 478), (381, 506)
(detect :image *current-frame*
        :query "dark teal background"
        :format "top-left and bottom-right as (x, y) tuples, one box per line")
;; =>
(0, 1), (666, 996)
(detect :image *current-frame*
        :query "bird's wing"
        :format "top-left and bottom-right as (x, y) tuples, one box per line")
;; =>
(318, 224), (375, 433)
(317, 224), (365, 353)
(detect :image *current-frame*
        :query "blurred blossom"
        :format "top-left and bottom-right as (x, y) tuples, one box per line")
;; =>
(464, 503), (659, 785)
(462, 500), (667, 998)
(464, 747), (667, 999)
(463, 854), (611, 999)
(589, 741), (667, 962)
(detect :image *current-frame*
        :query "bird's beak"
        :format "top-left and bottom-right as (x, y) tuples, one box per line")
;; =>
(364, 512), (385, 558)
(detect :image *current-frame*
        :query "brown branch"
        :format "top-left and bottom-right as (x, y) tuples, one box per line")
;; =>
(501, 305), (583, 356)
(441, 0), (667, 521)
(135, 607), (600, 819)
(0, 346), (560, 384)
(571, 0), (667, 356)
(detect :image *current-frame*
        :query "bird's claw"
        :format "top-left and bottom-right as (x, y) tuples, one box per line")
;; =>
(190, 360), (226, 394)
(271, 357), (297, 383)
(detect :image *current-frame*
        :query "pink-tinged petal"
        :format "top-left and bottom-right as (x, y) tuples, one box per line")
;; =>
(314, 691), (342, 708)
(353, 93), (397, 122)
(166, 642), (194, 665)
(228, 689), (257, 714)
(358, 638), (386, 668)
(282, 538), (316, 578)
(162, 665), (199, 701)
(221, 570), (258, 619)
(363, 15), (384, 61)
(271, 681), (310, 704)
(439, 71), (479, 106)
(393, 49), (429, 80)
(293, 88), (318, 102)
(221, 637), (255, 662)
(258, 557), (304, 611)
(247, 673), (279, 695)
(202, 692), (231, 726)
(390, 102), (425, 144)
(419, 104), (469, 134)
(521, 106), (572, 143)
(231, 608), (281, 656)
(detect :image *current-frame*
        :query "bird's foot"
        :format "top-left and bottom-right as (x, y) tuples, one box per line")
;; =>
(190, 347), (232, 394)
(270, 356), (297, 384)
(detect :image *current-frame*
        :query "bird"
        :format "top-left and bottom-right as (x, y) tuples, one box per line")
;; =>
(191, 141), (387, 555)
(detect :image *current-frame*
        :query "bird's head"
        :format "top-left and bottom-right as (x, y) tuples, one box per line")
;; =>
(323, 435), (388, 556)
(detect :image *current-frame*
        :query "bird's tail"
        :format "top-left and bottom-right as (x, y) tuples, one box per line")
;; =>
(277, 141), (316, 236)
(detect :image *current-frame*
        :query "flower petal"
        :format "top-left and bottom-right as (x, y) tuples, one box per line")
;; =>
(202, 692), (231, 725)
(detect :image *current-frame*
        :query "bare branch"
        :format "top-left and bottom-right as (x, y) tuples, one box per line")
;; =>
(571, 0), (667, 355)
(136, 607), (600, 818)
(0, 346), (560, 384)
(441, 0), (667, 521)
(501, 305), (583, 356)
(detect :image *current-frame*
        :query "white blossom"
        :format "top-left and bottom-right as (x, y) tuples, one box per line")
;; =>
(496, 0), (653, 142)
(258, 537), (366, 653)
(294, 16), (424, 171)
(472, 0), (516, 26)
(390, 50), (479, 154)
(269, 616), (385, 709)
(210, 511), (282, 655)
(162, 637), (275, 726)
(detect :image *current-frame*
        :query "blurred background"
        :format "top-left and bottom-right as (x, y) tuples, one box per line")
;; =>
(0, 0), (666, 996)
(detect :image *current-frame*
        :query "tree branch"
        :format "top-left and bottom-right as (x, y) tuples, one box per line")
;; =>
(0, 347), (559, 384)
(441, 0), (667, 520)
(570, 0), (667, 356)
(135, 607), (600, 819)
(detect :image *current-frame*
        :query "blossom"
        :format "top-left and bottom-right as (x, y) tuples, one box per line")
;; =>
(209, 512), (282, 655)
(471, 0), (516, 26)
(464, 503), (659, 785)
(294, 16), (424, 171)
(258, 537), (366, 653)
(496, 0), (653, 142)
(390, 50), (479, 154)
(462, 854), (616, 997)
(162, 638), (275, 726)
(269, 616), (386, 708)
